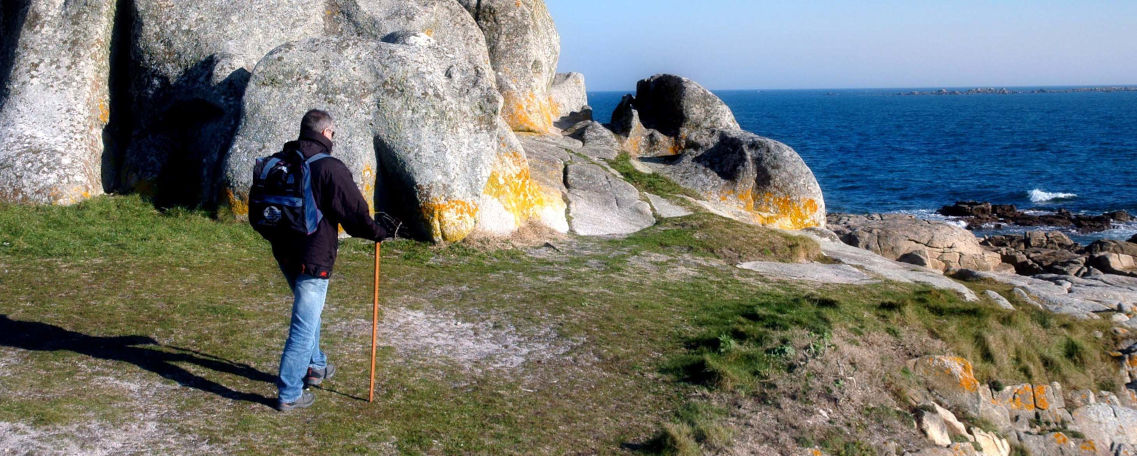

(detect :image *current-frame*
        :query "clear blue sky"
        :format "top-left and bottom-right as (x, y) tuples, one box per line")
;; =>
(548, 0), (1137, 91)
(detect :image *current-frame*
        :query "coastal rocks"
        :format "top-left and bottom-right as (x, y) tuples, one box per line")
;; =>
(828, 214), (1005, 273)
(460, 0), (560, 133)
(564, 163), (654, 236)
(1091, 253), (1137, 277)
(959, 269), (1136, 318)
(607, 74), (825, 230)
(564, 121), (619, 160)
(938, 201), (1131, 233)
(226, 37), (523, 243)
(981, 234), (1137, 278)
(121, 0), (326, 205)
(549, 72), (589, 129)
(608, 94), (677, 158)
(0, 0), (117, 204)
(807, 235), (979, 301)
(653, 130), (826, 230)
(906, 355), (1137, 455)
(632, 74), (740, 139)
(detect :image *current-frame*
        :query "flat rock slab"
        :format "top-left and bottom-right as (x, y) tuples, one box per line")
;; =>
(565, 163), (654, 236)
(646, 193), (693, 218)
(737, 261), (879, 285)
(814, 237), (980, 302)
(964, 270), (1136, 318)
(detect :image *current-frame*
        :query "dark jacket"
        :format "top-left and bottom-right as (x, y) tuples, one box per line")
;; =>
(270, 130), (387, 278)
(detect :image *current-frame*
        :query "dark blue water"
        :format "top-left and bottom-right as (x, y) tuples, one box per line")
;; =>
(589, 89), (1137, 240)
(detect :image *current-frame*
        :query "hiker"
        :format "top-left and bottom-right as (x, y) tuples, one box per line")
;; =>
(254, 109), (396, 411)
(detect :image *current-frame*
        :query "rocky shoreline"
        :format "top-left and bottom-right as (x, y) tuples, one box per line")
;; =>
(939, 201), (1133, 233)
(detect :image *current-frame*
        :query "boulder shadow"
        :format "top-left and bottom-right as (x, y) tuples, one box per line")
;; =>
(0, 314), (276, 407)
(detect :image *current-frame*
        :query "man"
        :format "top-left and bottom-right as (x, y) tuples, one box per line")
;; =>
(270, 109), (393, 411)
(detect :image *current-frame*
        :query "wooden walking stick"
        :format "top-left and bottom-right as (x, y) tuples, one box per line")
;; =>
(369, 241), (381, 402)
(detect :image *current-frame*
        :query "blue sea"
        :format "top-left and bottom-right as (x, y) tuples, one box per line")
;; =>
(588, 88), (1137, 242)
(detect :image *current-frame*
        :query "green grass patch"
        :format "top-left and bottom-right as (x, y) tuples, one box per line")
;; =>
(612, 212), (824, 264)
(608, 153), (700, 199)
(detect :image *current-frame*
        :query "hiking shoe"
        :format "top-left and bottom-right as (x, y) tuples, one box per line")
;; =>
(304, 364), (336, 387)
(278, 390), (315, 412)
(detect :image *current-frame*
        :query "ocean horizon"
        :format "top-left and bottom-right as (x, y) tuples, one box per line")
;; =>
(587, 88), (1137, 244)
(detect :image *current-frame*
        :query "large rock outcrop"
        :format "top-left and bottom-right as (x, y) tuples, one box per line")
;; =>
(549, 72), (589, 129)
(0, 0), (117, 204)
(121, 0), (492, 207)
(458, 0), (560, 133)
(120, 0), (326, 206)
(828, 213), (1006, 273)
(611, 74), (826, 230)
(633, 74), (740, 140)
(225, 36), (558, 243)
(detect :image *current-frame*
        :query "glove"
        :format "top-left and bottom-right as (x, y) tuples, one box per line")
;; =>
(375, 212), (403, 241)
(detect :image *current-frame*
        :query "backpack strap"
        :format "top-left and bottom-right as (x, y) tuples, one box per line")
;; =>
(299, 152), (332, 235)
(259, 157), (281, 181)
(305, 153), (331, 165)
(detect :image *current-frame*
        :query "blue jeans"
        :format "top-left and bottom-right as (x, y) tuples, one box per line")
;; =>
(277, 271), (330, 402)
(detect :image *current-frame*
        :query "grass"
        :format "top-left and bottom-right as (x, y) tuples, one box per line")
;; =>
(0, 195), (1123, 455)
(608, 153), (699, 199)
(610, 212), (824, 265)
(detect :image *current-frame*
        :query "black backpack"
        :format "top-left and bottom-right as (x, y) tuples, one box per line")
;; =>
(248, 149), (330, 240)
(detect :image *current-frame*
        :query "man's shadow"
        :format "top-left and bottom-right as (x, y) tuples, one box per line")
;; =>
(0, 315), (275, 407)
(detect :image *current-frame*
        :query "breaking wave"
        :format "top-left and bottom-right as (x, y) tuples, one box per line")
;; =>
(1028, 189), (1077, 203)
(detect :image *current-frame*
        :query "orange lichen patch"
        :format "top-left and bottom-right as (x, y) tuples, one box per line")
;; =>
(1003, 384), (1036, 411)
(948, 444), (973, 456)
(482, 148), (563, 232)
(716, 188), (822, 230)
(624, 135), (643, 157)
(360, 165), (375, 215)
(97, 101), (110, 124)
(1127, 355), (1137, 368)
(1053, 432), (1069, 445)
(423, 28), (434, 37)
(1033, 385), (1050, 410)
(910, 356), (981, 394)
(502, 90), (553, 134)
(226, 189), (249, 217)
(421, 198), (478, 242)
(1079, 440), (1097, 452)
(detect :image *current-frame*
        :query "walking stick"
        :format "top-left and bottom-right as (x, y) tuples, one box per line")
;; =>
(369, 241), (380, 402)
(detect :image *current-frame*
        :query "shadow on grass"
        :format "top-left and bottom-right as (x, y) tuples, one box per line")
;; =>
(0, 315), (276, 407)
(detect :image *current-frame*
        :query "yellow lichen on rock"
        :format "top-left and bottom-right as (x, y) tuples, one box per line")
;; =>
(1003, 384), (1036, 411)
(715, 189), (823, 230)
(422, 198), (478, 242)
(502, 90), (553, 134)
(226, 189), (249, 217)
(1033, 384), (1050, 410)
(482, 146), (566, 233)
(360, 165), (375, 215)
(97, 101), (110, 124)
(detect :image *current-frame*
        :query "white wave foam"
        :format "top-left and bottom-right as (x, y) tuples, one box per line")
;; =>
(1028, 189), (1077, 203)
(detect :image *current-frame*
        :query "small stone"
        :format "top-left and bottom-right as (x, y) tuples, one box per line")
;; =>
(984, 290), (1015, 310)
(1114, 313), (1132, 323)
(919, 409), (952, 446)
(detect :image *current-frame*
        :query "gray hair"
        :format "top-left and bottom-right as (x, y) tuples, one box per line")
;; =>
(300, 109), (335, 135)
